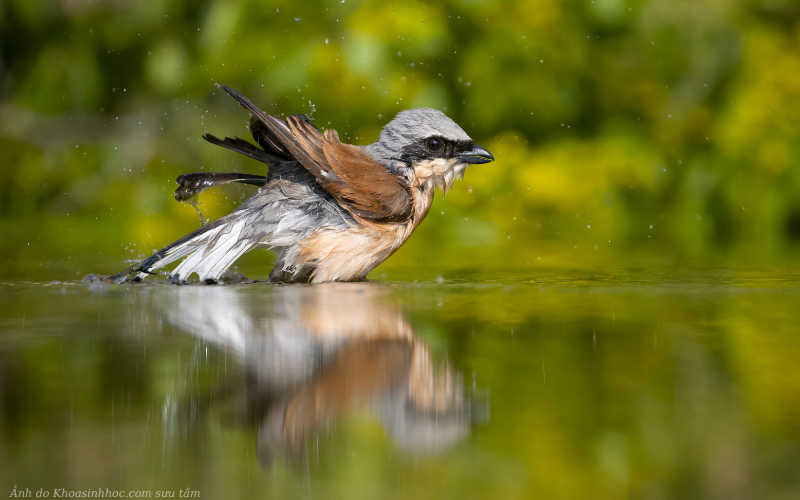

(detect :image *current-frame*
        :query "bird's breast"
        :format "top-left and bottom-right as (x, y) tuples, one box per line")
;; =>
(294, 183), (434, 283)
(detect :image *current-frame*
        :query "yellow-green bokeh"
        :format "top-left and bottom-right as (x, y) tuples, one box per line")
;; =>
(1, 0), (799, 279)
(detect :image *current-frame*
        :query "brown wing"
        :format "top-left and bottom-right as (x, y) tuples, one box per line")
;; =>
(219, 85), (412, 223)
(287, 115), (412, 222)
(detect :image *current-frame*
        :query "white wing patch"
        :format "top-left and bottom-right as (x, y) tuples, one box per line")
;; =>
(135, 220), (254, 282)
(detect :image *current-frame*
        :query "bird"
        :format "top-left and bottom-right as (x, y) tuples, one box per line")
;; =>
(118, 85), (494, 284)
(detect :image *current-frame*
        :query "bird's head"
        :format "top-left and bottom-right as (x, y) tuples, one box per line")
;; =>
(365, 108), (494, 196)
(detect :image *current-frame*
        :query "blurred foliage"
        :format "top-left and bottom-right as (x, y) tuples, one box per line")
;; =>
(1, 0), (800, 279)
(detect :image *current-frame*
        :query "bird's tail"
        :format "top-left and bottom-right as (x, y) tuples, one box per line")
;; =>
(118, 211), (258, 283)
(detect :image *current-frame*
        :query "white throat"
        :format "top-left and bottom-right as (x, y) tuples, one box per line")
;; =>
(411, 158), (469, 197)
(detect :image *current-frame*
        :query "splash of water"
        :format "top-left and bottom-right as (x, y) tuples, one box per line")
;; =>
(184, 195), (208, 227)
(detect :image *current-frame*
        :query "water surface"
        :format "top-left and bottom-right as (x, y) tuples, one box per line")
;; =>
(1, 271), (799, 499)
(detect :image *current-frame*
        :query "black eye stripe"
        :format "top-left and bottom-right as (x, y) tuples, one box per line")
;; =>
(400, 138), (475, 163)
(424, 137), (473, 155)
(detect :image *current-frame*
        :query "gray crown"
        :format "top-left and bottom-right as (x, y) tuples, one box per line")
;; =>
(364, 108), (472, 166)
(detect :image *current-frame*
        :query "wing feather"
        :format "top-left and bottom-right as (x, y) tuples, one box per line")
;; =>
(248, 116), (293, 160)
(174, 172), (267, 201)
(321, 142), (412, 222)
(201, 133), (279, 164)
(219, 85), (411, 223)
(219, 86), (325, 177)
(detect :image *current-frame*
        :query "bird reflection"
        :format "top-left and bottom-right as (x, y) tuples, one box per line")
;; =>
(157, 284), (484, 466)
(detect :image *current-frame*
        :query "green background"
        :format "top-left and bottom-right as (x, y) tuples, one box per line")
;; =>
(2, 0), (800, 280)
(2, 2), (800, 499)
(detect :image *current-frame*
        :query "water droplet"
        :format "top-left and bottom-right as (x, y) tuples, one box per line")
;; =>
(465, 82), (471, 87)
(397, 51), (402, 56)
(295, 17), (301, 22)
(325, 38), (329, 44)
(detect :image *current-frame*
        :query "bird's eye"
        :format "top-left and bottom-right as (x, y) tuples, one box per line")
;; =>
(426, 138), (443, 152)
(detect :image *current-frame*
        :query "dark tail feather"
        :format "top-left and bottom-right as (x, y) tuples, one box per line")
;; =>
(201, 133), (280, 164)
(174, 171), (267, 201)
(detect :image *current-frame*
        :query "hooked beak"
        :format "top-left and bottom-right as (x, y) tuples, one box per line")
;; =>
(457, 144), (494, 164)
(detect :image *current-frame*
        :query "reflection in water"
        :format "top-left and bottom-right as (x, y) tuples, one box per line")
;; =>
(3, 276), (800, 497)
(153, 284), (484, 466)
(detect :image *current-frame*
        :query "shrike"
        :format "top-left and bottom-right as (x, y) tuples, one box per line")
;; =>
(120, 85), (494, 284)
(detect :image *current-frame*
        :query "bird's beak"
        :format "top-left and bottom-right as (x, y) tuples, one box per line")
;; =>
(457, 144), (494, 164)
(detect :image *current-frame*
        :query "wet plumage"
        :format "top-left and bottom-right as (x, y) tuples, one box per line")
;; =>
(119, 85), (494, 284)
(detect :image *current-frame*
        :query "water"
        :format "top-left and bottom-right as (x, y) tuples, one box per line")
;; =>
(1, 271), (799, 499)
